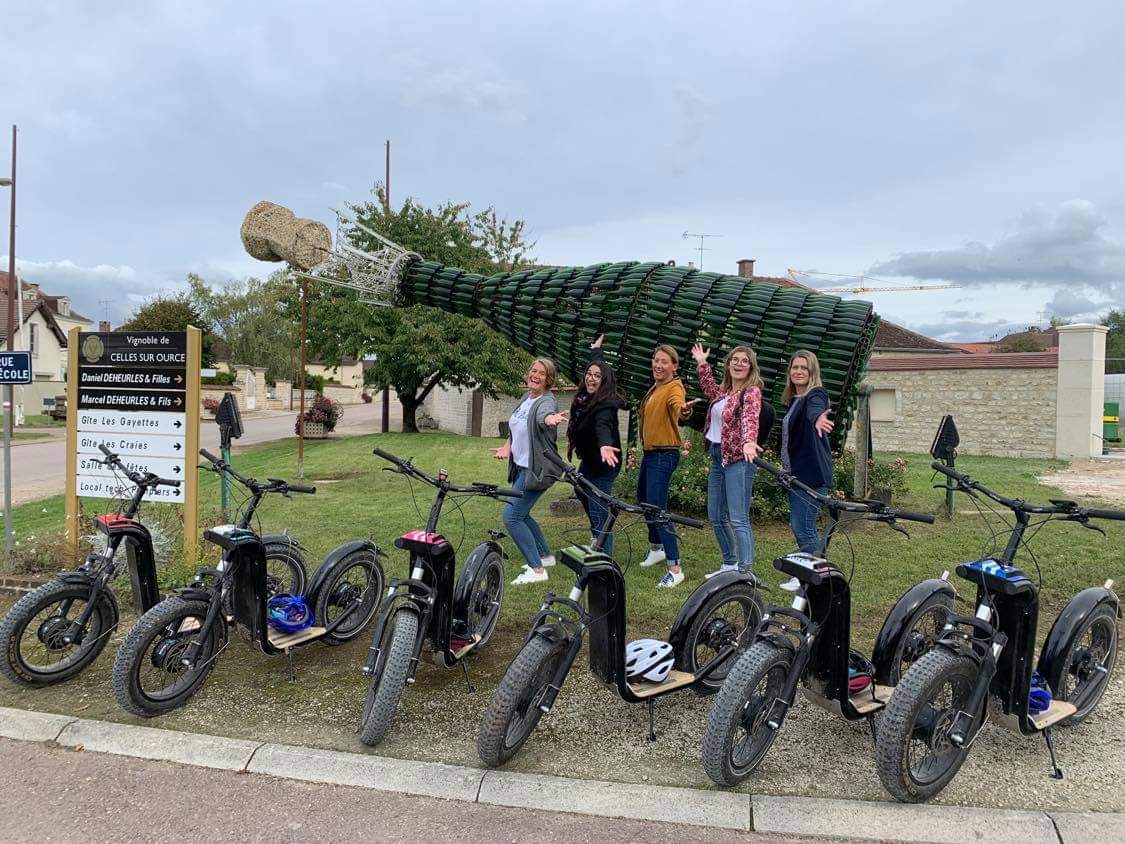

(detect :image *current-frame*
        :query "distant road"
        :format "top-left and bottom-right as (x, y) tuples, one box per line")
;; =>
(2, 402), (394, 506)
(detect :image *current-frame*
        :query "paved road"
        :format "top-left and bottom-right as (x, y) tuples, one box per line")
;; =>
(0, 738), (823, 844)
(0, 403), (397, 505)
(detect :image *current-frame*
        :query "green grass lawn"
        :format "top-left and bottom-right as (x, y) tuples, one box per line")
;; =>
(1, 413), (65, 428)
(6, 431), (1123, 642)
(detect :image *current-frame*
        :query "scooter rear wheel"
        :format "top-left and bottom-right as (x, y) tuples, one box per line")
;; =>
(358, 608), (418, 747)
(0, 580), (118, 687)
(876, 648), (977, 802)
(478, 634), (566, 767)
(1049, 602), (1118, 724)
(676, 581), (763, 694)
(702, 641), (791, 786)
(315, 548), (383, 645)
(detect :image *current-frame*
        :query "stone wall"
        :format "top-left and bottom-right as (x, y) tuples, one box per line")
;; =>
(424, 384), (578, 439)
(857, 363), (1058, 458)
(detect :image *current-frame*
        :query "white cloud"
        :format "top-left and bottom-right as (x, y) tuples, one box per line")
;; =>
(7, 256), (144, 324)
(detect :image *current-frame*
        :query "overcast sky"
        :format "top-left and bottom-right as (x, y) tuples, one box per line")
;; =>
(3, 1), (1123, 340)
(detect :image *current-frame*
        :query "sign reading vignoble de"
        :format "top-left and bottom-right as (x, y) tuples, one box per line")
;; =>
(73, 331), (190, 504)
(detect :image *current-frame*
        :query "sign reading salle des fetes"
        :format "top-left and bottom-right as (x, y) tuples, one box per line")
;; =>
(74, 331), (189, 503)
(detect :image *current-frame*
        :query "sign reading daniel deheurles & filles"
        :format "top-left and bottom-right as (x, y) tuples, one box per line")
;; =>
(75, 331), (188, 502)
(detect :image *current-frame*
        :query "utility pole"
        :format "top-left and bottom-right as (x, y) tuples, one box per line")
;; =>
(381, 139), (391, 434)
(297, 276), (307, 479)
(682, 230), (723, 271)
(3, 125), (17, 554)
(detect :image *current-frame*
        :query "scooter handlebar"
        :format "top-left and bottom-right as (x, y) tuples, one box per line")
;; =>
(1087, 508), (1125, 521)
(199, 448), (222, 466)
(890, 510), (936, 525)
(286, 483), (316, 495)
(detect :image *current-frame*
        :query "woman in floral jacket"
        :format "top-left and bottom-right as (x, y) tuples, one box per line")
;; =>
(691, 342), (764, 579)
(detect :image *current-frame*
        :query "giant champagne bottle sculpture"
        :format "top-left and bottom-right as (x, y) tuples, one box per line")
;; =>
(241, 202), (880, 448)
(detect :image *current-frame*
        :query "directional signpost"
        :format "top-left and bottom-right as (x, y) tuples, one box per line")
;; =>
(2, 351), (34, 552)
(65, 328), (201, 562)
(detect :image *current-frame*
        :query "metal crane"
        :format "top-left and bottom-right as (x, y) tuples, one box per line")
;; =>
(788, 268), (961, 294)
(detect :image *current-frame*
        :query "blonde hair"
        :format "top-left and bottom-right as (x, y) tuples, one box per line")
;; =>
(652, 344), (680, 367)
(782, 350), (823, 404)
(722, 345), (764, 393)
(528, 357), (557, 390)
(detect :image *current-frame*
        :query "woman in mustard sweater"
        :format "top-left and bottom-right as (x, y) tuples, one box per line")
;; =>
(637, 344), (698, 588)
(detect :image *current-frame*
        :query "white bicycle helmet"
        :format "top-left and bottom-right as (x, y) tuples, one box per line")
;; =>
(625, 638), (674, 683)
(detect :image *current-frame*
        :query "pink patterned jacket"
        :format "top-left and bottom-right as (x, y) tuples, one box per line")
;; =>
(697, 362), (762, 467)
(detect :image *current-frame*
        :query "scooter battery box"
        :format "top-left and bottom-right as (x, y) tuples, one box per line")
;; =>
(774, 552), (836, 586)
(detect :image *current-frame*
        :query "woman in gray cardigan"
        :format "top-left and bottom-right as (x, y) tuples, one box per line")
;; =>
(490, 358), (565, 585)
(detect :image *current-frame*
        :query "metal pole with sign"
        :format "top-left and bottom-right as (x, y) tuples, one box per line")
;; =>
(65, 328), (201, 562)
(0, 349), (32, 552)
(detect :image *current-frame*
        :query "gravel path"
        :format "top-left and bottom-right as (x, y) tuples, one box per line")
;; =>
(1, 593), (1121, 814)
(1039, 458), (1125, 504)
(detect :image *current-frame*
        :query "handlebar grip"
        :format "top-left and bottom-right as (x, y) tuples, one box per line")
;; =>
(541, 448), (570, 471)
(99, 443), (114, 458)
(287, 484), (316, 494)
(752, 457), (783, 478)
(156, 478), (181, 488)
(1087, 508), (1125, 522)
(199, 449), (221, 465)
(891, 510), (936, 525)
(930, 460), (961, 480)
(495, 487), (523, 498)
(669, 513), (706, 529)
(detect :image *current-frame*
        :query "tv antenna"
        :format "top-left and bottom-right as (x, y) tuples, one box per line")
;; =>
(682, 231), (723, 271)
(98, 299), (113, 322)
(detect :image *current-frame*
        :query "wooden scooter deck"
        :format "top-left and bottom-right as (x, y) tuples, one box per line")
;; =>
(802, 683), (893, 716)
(267, 626), (327, 649)
(626, 669), (695, 699)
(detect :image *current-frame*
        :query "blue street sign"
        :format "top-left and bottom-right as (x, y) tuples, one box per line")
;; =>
(0, 352), (32, 385)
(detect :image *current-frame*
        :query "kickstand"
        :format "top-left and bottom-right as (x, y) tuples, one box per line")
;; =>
(285, 648), (296, 683)
(1043, 727), (1064, 780)
(867, 713), (878, 743)
(459, 659), (475, 694)
(646, 699), (657, 742)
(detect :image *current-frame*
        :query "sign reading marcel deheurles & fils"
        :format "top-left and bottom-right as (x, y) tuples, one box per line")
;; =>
(66, 327), (202, 561)
(74, 331), (188, 502)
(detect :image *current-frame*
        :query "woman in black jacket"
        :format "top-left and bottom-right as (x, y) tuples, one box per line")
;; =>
(564, 336), (624, 552)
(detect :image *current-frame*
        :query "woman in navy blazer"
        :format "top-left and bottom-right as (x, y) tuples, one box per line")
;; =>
(778, 350), (835, 590)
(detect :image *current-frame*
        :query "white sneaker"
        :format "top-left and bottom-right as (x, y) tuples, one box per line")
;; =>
(779, 577), (801, 592)
(511, 567), (548, 585)
(540, 555), (556, 567)
(641, 548), (667, 568)
(657, 570), (685, 588)
(705, 564), (738, 580)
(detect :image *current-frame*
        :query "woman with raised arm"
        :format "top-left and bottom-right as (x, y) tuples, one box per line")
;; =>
(691, 342), (764, 580)
(564, 335), (624, 552)
(637, 344), (699, 588)
(777, 350), (835, 591)
(491, 358), (565, 585)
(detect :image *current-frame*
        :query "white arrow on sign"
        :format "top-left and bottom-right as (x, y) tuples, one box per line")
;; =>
(77, 453), (185, 480)
(76, 432), (187, 459)
(76, 410), (187, 436)
(76, 474), (185, 504)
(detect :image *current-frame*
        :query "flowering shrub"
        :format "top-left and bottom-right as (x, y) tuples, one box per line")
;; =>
(202, 396), (220, 414)
(294, 395), (343, 434)
(617, 430), (904, 518)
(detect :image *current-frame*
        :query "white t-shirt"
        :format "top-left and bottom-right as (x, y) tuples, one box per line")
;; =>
(509, 396), (535, 468)
(706, 396), (729, 444)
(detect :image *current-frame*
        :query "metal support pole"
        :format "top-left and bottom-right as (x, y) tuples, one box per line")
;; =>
(298, 278), (307, 479)
(381, 139), (391, 434)
(3, 385), (11, 554)
(853, 384), (872, 498)
(220, 438), (232, 520)
(4, 125), (17, 556)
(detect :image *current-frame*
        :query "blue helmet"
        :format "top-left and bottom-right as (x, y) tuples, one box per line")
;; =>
(267, 594), (314, 633)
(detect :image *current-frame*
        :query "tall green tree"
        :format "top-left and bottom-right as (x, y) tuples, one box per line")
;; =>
(1105, 308), (1124, 374)
(305, 185), (534, 432)
(120, 294), (215, 365)
(187, 271), (298, 382)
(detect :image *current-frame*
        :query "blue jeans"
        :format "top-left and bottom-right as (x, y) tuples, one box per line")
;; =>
(576, 465), (619, 554)
(707, 443), (757, 571)
(789, 486), (827, 556)
(637, 449), (680, 562)
(503, 466), (551, 568)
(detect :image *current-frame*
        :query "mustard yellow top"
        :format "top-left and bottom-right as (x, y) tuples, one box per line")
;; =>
(638, 378), (690, 449)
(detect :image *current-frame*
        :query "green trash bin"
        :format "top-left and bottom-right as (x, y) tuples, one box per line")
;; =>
(1105, 402), (1120, 443)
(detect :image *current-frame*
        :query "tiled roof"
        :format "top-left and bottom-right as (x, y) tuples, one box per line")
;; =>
(869, 352), (1058, 371)
(949, 342), (994, 354)
(874, 321), (957, 352)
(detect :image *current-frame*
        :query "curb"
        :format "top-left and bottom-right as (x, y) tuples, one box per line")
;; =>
(2, 706), (1123, 841)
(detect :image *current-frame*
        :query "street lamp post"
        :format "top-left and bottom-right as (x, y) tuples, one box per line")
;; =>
(2, 125), (17, 554)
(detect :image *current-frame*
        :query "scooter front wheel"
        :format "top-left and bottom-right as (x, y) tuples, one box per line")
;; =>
(111, 597), (223, 717)
(478, 634), (566, 767)
(0, 580), (118, 687)
(876, 648), (977, 802)
(358, 608), (418, 747)
(702, 641), (791, 786)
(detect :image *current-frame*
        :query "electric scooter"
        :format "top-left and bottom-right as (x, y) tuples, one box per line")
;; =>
(357, 448), (522, 746)
(477, 448), (763, 767)
(876, 462), (1123, 802)
(112, 476), (386, 717)
(0, 445), (179, 687)
(702, 457), (950, 786)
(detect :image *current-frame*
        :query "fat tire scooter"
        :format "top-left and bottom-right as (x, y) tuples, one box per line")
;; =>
(702, 458), (950, 786)
(478, 448), (764, 767)
(358, 448), (522, 746)
(876, 462), (1124, 802)
(0, 445), (180, 687)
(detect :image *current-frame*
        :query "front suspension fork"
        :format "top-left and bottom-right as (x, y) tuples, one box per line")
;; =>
(537, 626), (585, 714)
